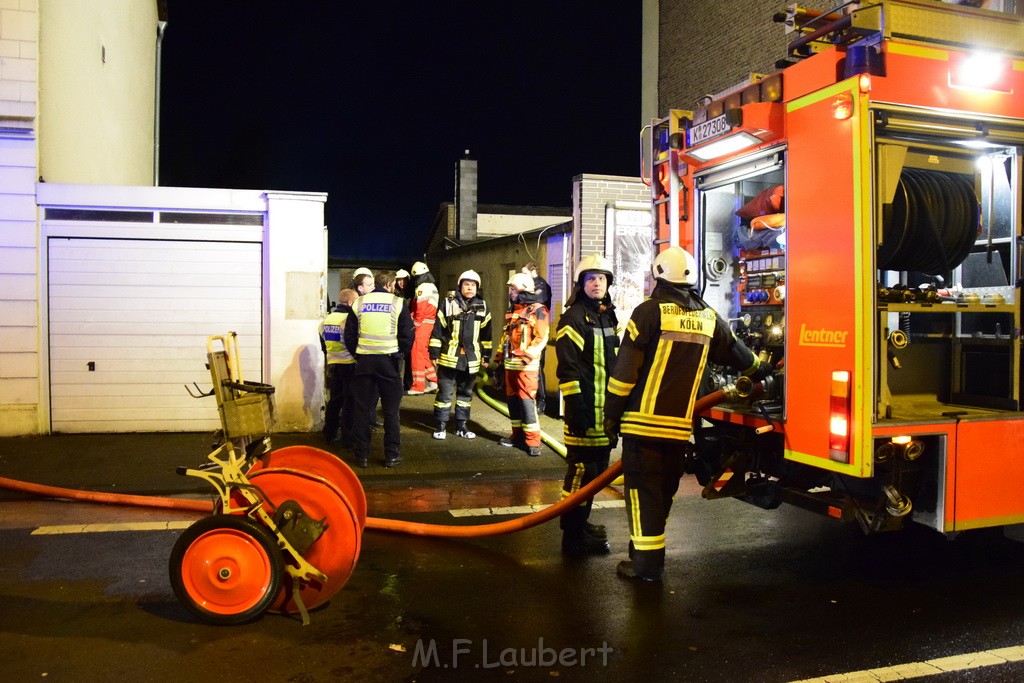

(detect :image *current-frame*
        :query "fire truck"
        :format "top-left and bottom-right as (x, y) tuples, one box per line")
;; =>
(646, 0), (1024, 536)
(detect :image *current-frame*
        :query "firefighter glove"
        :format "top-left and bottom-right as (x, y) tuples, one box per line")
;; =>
(562, 394), (592, 437)
(748, 358), (773, 383)
(603, 417), (620, 440)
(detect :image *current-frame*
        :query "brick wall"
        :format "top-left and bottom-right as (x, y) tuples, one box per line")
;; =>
(0, 0), (37, 435)
(571, 174), (648, 268)
(658, 0), (832, 113)
(0, 0), (37, 126)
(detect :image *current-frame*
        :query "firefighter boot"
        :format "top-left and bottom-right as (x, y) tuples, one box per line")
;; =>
(432, 421), (447, 440)
(561, 530), (610, 557)
(585, 521), (607, 540)
(616, 549), (664, 582)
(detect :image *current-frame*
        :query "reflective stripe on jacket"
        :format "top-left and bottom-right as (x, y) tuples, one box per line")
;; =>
(494, 302), (549, 372)
(605, 283), (756, 442)
(555, 297), (618, 447)
(429, 294), (492, 373)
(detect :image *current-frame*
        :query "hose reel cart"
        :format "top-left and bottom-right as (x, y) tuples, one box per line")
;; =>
(170, 332), (367, 624)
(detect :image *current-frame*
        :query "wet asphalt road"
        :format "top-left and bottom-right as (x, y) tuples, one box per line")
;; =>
(2, 478), (1024, 682)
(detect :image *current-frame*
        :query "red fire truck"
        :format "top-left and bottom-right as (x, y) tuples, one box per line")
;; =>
(647, 0), (1024, 536)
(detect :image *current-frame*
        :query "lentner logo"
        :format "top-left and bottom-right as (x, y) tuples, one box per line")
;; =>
(799, 323), (848, 347)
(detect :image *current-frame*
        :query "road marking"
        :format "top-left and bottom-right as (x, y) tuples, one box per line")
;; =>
(32, 521), (194, 535)
(449, 499), (625, 518)
(790, 644), (1024, 682)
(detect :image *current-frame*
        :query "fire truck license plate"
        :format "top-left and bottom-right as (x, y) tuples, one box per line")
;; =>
(687, 114), (732, 147)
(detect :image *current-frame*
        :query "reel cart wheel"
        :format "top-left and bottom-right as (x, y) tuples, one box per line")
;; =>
(169, 514), (283, 625)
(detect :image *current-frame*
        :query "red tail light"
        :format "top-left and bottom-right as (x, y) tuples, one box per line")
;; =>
(829, 371), (851, 463)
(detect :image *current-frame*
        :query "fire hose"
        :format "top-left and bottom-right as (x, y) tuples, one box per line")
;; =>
(0, 390), (734, 537)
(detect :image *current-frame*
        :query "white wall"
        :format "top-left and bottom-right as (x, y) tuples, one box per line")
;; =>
(265, 192), (328, 432)
(38, 0), (158, 185)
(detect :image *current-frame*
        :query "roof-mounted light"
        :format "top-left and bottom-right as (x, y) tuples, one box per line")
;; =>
(950, 51), (1012, 93)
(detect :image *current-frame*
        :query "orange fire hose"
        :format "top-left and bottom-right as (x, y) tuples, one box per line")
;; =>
(0, 476), (213, 512)
(0, 390), (734, 536)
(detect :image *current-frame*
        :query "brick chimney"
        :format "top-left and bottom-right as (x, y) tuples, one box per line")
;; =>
(455, 151), (478, 243)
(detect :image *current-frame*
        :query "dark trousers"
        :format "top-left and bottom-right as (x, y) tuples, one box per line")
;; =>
(433, 365), (476, 428)
(560, 445), (612, 536)
(621, 436), (687, 577)
(351, 354), (403, 460)
(323, 363), (355, 442)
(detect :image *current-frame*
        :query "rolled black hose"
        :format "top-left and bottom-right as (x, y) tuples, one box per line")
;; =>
(878, 169), (979, 275)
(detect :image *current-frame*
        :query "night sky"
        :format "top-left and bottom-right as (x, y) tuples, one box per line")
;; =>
(158, 2), (642, 263)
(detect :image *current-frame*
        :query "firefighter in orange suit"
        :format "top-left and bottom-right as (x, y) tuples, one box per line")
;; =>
(407, 261), (439, 395)
(604, 246), (770, 581)
(492, 272), (549, 457)
(556, 254), (619, 556)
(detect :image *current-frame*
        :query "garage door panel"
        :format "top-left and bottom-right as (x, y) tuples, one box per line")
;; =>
(48, 237), (263, 433)
(49, 256), (261, 276)
(46, 309), (262, 326)
(48, 240), (260, 257)
(48, 296), (263, 312)
(48, 321), (263, 337)
(48, 284), (262, 300)
(48, 271), (263, 288)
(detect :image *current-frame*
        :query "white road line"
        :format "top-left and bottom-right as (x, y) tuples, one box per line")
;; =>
(449, 499), (625, 518)
(790, 644), (1024, 682)
(32, 521), (194, 535)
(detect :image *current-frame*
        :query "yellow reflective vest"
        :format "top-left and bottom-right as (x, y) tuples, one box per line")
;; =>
(319, 308), (355, 365)
(351, 292), (404, 355)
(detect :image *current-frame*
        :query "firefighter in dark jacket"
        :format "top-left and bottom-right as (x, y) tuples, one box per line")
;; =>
(604, 246), (770, 581)
(556, 254), (619, 556)
(344, 270), (415, 468)
(428, 269), (492, 439)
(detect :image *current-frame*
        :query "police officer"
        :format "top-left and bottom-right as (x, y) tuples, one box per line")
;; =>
(429, 269), (492, 439)
(604, 246), (770, 580)
(556, 254), (619, 556)
(319, 288), (358, 446)
(344, 270), (414, 468)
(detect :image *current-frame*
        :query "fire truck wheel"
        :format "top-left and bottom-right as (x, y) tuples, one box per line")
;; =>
(169, 514), (283, 625)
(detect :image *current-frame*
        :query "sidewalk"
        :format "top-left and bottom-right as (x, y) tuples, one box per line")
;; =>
(0, 389), (569, 498)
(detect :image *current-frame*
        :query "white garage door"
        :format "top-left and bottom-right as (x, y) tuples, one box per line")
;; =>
(48, 237), (263, 433)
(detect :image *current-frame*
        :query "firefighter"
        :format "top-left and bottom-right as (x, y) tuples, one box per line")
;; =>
(604, 246), (770, 581)
(556, 254), (619, 556)
(344, 270), (414, 468)
(407, 261), (439, 395)
(429, 269), (492, 439)
(319, 288), (358, 446)
(492, 272), (550, 457)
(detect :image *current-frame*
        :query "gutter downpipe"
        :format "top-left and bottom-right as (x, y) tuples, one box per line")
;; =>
(154, 20), (168, 185)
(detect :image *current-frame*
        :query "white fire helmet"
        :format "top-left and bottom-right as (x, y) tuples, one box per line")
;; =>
(651, 246), (698, 286)
(507, 272), (536, 293)
(395, 268), (410, 280)
(411, 261), (430, 276)
(458, 270), (481, 287)
(353, 267), (373, 279)
(576, 253), (614, 286)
